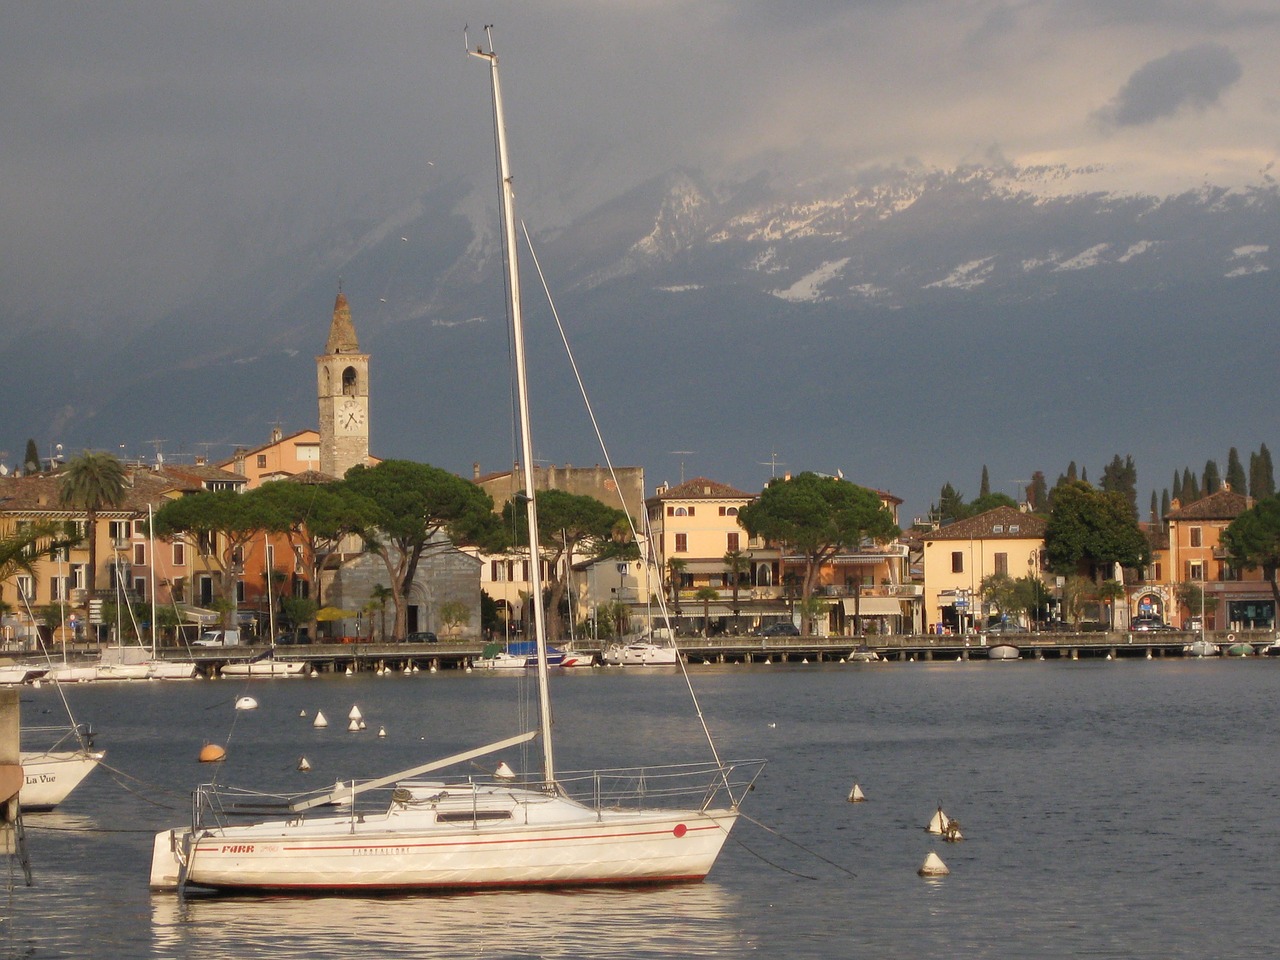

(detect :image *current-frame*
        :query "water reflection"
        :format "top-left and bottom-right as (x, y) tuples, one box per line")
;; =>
(151, 884), (749, 959)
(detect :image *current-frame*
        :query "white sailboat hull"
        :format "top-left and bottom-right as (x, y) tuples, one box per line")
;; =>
(152, 790), (737, 892)
(20, 749), (105, 810)
(147, 660), (199, 680)
(45, 663), (100, 683)
(220, 661), (307, 678)
(98, 663), (152, 681)
(603, 642), (680, 666)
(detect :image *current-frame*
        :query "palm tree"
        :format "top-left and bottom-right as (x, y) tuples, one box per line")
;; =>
(694, 586), (720, 638)
(666, 557), (687, 616)
(370, 583), (394, 640)
(723, 550), (749, 634)
(58, 451), (127, 596)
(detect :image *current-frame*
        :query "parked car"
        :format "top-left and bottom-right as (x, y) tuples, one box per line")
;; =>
(755, 622), (800, 637)
(1130, 616), (1174, 631)
(982, 621), (1029, 634)
(405, 631), (439, 643)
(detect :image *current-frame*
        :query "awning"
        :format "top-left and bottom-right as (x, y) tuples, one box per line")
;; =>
(841, 598), (905, 617)
(176, 604), (219, 625)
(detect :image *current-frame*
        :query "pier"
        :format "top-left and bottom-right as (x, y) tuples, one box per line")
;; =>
(125, 629), (1280, 675)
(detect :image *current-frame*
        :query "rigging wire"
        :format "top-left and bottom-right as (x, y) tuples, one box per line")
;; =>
(519, 220), (732, 783)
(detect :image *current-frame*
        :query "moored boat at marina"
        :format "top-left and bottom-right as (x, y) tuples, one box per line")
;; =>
(20, 723), (103, 811)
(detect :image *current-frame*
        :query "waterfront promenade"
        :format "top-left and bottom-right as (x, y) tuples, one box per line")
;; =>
(57, 628), (1274, 675)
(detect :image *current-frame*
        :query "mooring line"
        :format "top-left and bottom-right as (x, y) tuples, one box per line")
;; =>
(738, 811), (858, 880)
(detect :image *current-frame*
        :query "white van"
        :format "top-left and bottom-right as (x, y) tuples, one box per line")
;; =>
(193, 629), (241, 647)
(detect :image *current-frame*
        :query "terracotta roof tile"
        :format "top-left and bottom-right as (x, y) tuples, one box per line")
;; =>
(924, 505), (1047, 541)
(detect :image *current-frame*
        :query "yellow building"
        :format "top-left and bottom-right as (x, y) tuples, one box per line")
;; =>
(921, 506), (1047, 633)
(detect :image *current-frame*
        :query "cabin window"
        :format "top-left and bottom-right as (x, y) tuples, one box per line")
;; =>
(951, 552), (964, 573)
(435, 810), (513, 823)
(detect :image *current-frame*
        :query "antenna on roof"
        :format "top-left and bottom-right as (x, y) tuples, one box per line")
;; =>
(669, 451), (694, 485)
(758, 451), (786, 479)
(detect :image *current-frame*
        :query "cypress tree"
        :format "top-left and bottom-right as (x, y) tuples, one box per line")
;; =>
(1226, 447), (1247, 493)
(23, 439), (39, 474)
(980, 465), (990, 498)
(1149, 490), (1158, 522)
(1202, 460), (1220, 495)
(1258, 444), (1276, 498)
(1161, 488), (1171, 517)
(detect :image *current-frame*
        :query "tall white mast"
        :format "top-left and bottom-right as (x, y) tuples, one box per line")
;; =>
(149, 503), (158, 657)
(470, 27), (557, 786)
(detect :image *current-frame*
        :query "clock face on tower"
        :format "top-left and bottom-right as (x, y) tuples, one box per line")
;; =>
(338, 399), (365, 433)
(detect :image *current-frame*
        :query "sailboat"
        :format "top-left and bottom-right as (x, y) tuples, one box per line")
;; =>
(20, 722), (104, 811)
(148, 31), (762, 894)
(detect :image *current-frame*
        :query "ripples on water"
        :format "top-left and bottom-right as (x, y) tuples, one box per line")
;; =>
(3, 659), (1278, 959)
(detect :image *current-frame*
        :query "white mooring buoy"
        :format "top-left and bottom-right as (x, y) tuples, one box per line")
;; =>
(918, 851), (950, 877)
(235, 696), (258, 711)
(313, 710), (329, 729)
(377, 726), (386, 738)
(298, 756), (312, 772)
(299, 709), (307, 718)
(344, 666), (354, 677)
(847, 783), (866, 803)
(348, 718), (361, 732)
(349, 705), (363, 722)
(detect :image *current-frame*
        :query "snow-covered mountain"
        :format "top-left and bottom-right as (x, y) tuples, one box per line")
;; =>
(7, 162), (1279, 518)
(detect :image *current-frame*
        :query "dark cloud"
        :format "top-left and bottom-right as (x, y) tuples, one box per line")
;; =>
(1094, 43), (1242, 128)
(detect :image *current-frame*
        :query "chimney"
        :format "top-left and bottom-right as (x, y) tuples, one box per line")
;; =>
(473, 462), (481, 480)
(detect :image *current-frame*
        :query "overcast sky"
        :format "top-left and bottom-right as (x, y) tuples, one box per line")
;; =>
(3, 1), (1277, 327)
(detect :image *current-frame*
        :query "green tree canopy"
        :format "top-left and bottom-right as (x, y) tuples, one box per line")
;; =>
(152, 487), (286, 623)
(1250, 445), (1275, 499)
(501, 488), (634, 642)
(1044, 480), (1150, 580)
(340, 460), (498, 639)
(738, 472), (899, 634)
(59, 451), (128, 595)
(1099, 454), (1138, 518)
(1222, 494), (1280, 609)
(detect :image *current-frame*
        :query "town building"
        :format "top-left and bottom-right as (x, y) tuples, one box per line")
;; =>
(920, 505), (1048, 634)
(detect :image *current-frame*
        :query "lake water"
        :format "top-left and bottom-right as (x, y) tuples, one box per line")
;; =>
(5, 658), (1277, 959)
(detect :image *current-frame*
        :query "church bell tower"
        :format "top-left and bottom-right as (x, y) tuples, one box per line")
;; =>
(317, 289), (370, 478)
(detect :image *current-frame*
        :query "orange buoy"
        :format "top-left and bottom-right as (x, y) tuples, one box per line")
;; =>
(199, 743), (227, 763)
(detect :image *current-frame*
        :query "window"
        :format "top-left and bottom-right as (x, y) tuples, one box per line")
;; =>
(133, 519), (146, 536)
(172, 542), (186, 566)
(992, 524), (1004, 534)
(1189, 527), (1202, 548)
(687, 507), (695, 517)
(236, 579), (245, 603)
(231, 546), (243, 567)
(134, 543), (145, 566)
(257, 454), (268, 469)
(1008, 524), (1020, 534)
(70, 564), (86, 590)
(726, 507), (738, 517)
(134, 577), (146, 597)
(16, 576), (33, 603)
(1188, 560), (1204, 580)
(951, 551), (964, 573)
(50, 576), (68, 601)
(727, 532), (740, 552)
(51, 543), (68, 562)
(673, 507), (688, 516)
(198, 532), (216, 556)
(675, 534), (688, 553)
(108, 520), (130, 542)
(994, 553), (1008, 576)
(490, 560), (503, 582)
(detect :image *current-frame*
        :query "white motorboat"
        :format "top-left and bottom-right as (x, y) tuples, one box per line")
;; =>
(20, 724), (104, 811)
(220, 660), (307, 679)
(149, 33), (762, 895)
(603, 634), (680, 666)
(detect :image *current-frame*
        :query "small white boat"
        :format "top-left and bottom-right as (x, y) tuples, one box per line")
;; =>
(220, 660), (307, 679)
(1185, 639), (1219, 658)
(20, 724), (104, 811)
(603, 635), (680, 666)
(0, 663), (47, 685)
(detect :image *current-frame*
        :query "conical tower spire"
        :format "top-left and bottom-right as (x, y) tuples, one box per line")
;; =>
(325, 290), (360, 354)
